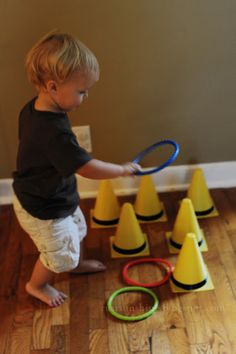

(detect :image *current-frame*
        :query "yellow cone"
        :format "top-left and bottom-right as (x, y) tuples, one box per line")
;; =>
(166, 198), (208, 253)
(170, 233), (214, 292)
(110, 203), (150, 258)
(134, 175), (167, 222)
(91, 180), (120, 227)
(187, 168), (218, 218)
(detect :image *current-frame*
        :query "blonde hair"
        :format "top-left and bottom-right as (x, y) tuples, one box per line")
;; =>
(25, 30), (99, 89)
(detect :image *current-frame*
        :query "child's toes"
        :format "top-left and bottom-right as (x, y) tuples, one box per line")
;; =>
(60, 291), (68, 299)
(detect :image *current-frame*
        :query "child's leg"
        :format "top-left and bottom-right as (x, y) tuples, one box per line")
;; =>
(26, 257), (67, 307)
(70, 239), (106, 274)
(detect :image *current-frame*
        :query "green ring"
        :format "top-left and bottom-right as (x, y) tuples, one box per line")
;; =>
(107, 286), (159, 321)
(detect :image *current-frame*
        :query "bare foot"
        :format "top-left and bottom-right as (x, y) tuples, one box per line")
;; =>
(26, 282), (68, 307)
(70, 259), (106, 274)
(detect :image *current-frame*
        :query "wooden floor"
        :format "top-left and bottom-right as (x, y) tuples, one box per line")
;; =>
(1, 188), (236, 353)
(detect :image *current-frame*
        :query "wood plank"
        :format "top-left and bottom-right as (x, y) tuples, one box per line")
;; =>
(150, 330), (171, 354)
(211, 189), (236, 255)
(219, 250), (236, 300)
(0, 206), (12, 271)
(126, 285), (155, 352)
(51, 279), (70, 326)
(127, 321), (151, 352)
(226, 188), (236, 214)
(190, 332), (232, 354)
(190, 343), (212, 354)
(107, 317), (129, 354)
(50, 325), (69, 354)
(0, 298), (16, 354)
(167, 328), (191, 354)
(31, 307), (52, 350)
(20, 230), (38, 256)
(105, 257), (126, 292)
(10, 305), (34, 353)
(12, 210), (38, 256)
(206, 217), (233, 254)
(179, 293), (207, 344)
(147, 220), (172, 259)
(89, 329), (109, 354)
(0, 207), (22, 297)
(212, 189), (236, 232)
(69, 275), (89, 354)
(89, 270), (107, 330)
(107, 260), (153, 352)
(106, 290), (129, 354)
(153, 254), (186, 332)
(13, 255), (37, 328)
(155, 289), (185, 331)
(197, 291), (232, 352)
(1, 188), (236, 353)
(210, 189), (236, 266)
(8, 326), (31, 354)
(226, 228), (236, 254)
(207, 257), (236, 352)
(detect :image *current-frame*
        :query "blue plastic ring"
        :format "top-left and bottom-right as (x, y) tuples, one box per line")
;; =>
(132, 139), (179, 175)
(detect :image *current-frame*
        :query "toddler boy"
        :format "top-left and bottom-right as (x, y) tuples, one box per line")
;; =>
(13, 31), (139, 307)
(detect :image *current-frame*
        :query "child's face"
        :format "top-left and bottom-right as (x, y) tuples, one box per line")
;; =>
(49, 70), (99, 112)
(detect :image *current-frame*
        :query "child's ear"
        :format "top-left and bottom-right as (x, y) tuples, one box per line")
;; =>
(46, 80), (58, 94)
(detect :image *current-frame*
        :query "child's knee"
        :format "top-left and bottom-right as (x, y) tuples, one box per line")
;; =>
(40, 253), (80, 273)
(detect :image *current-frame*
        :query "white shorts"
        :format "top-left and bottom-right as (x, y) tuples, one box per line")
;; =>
(13, 196), (87, 273)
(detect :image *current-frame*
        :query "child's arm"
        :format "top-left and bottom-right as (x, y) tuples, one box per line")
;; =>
(76, 159), (140, 179)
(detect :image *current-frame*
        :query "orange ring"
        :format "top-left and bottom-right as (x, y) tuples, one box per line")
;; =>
(122, 258), (174, 288)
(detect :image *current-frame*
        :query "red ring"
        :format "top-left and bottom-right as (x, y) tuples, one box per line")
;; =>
(122, 258), (174, 288)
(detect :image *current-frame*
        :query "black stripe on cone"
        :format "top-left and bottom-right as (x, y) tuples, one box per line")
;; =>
(170, 237), (203, 250)
(171, 274), (208, 290)
(112, 241), (147, 255)
(135, 210), (164, 221)
(92, 216), (119, 226)
(195, 206), (214, 216)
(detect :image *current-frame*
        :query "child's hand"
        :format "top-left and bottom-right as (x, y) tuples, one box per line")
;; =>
(121, 162), (141, 176)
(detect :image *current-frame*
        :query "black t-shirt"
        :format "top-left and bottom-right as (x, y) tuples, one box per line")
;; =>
(12, 98), (92, 220)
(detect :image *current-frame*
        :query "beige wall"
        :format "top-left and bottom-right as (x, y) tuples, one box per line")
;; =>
(0, 0), (236, 178)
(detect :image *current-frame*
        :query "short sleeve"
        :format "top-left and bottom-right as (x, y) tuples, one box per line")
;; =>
(47, 132), (92, 177)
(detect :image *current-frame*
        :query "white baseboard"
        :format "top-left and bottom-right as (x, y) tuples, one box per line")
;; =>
(1, 161), (236, 205)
